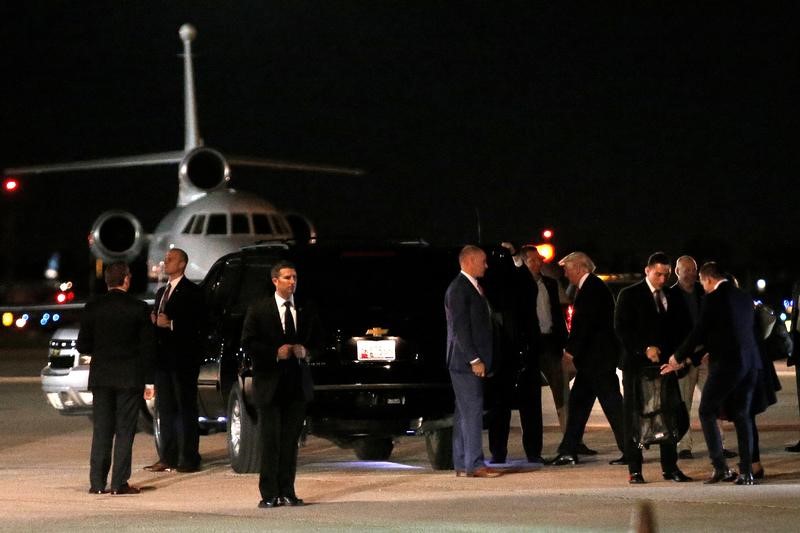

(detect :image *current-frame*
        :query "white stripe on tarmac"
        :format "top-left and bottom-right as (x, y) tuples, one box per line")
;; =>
(0, 376), (41, 384)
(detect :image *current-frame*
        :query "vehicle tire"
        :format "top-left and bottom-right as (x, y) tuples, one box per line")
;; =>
(425, 427), (453, 470)
(352, 437), (394, 461)
(227, 381), (261, 473)
(152, 404), (164, 458)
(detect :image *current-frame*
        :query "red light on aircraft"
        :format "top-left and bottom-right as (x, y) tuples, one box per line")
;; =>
(2, 178), (19, 193)
(535, 243), (555, 263)
(542, 229), (553, 240)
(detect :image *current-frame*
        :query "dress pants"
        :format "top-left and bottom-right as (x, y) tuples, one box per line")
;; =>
(90, 386), (141, 491)
(450, 371), (485, 472)
(155, 367), (201, 468)
(539, 335), (569, 432)
(257, 397), (306, 500)
(622, 370), (677, 474)
(558, 366), (625, 455)
(676, 360), (708, 452)
(699, 369), (757, 472)
(487, 364), (543, 461)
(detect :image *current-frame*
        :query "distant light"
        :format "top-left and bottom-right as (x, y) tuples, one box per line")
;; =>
(56, 293), (67, 304)
(59, 281), (73, 291)
(2, 313), (12, 327)
(40, 317), (48, 326)
(3, 178), (19, 193)
(784, 299), (793, 312)
(756, 279), (766, 291)
(535, 243), (556, 263)
(780, 313), (788, 321)
(53, 314), (61, 322)
(15, 317), (27, 328)
(22, 313), (29, 320)
(542, 229), (553, 240)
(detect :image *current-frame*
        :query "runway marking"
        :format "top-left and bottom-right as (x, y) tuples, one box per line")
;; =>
(0, 376), (40, 384)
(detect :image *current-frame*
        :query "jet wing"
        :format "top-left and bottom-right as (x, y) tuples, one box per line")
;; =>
(226, 155), (364, 176)
(4, 151), (186, 175)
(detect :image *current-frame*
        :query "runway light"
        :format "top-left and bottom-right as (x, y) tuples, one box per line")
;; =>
(2, 312), (13, 327)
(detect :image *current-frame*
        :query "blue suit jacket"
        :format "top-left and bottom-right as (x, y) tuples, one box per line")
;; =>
(445, 273), (493, 374)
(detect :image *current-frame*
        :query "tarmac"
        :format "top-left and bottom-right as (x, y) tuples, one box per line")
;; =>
(2, 343), (800, 531)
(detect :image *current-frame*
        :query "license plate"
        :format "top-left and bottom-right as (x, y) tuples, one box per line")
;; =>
(356, 339), (396, 361)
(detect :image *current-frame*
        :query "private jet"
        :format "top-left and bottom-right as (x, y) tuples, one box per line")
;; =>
(3, 23), (362, 287)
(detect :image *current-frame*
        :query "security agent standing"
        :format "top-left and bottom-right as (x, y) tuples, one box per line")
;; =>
(144, 248), (204, 473)
(78, 262), (155, 495)
(241, 261), (322, 508)
(662, 262), (761, 485)
(615, 252), (691, 484)
(445, 245), (501, 478)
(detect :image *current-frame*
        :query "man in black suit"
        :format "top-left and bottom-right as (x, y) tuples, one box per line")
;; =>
(144, 248), (204, 473)
(551, 252), (626, 466)
(663, 262), (762, 485)
(77, 262), (155, 495)
(615, 252), (691, 484)
(241, 260), (322, 508)
(445, 245), (501, 478)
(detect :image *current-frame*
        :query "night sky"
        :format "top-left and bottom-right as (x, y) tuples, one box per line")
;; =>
(1, 3), (799, 289)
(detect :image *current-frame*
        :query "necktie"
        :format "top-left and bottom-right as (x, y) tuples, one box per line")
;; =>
(158, 283), (172, 314)
(283, 301), (297, 342)
(654, 289), (666, 314)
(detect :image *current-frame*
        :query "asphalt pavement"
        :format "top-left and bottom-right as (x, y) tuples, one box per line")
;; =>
(2, 340), (800, 531)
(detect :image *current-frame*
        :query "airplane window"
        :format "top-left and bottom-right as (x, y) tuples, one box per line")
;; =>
(252, 214), (274, 235)
(271, 215), (291, 235)
(182, 215), (196, 234)
(207, 213), (227, 235)
(192, 214), (206, 235)
(231, 213), (250, 234)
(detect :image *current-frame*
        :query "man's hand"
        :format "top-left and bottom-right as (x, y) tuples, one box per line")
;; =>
(471, 360), (486, 378)
(500, 241), (517, 255)
(701, 353), (709, 366)
(277, 344), (293, 360)
(292, 344), (307, 360)
(645, 346), (661, 363)
(144, 384), (155, 401)
(156, 313), (171, 328)
(660, 354), (683, 375)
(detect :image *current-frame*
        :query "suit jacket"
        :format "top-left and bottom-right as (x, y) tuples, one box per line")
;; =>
(666, 281), (704, 352)
(153, 277), (204, 371)
(565, 273), (620, 372)
(445, 273), (493, 374)
(77, 289), (156, 389)
(615, 280), (672, 372)
(241, 295), (321, 406)
(675, 281), (762, 378)
(516, 269), (568, 355)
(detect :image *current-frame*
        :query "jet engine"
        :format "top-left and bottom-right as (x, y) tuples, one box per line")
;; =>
(284, 212), (318, 245)
(178, 147), (231, 204)
(88, 210), (147, 263)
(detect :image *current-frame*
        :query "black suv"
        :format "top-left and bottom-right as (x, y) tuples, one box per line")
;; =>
(191, 242), (459, 472)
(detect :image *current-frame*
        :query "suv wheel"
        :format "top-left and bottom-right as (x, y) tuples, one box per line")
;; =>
(227, 381), (261, 473)
(152, 404), (164, 458)
(352, 437), (393, 461)
(425, 427), (453, 470)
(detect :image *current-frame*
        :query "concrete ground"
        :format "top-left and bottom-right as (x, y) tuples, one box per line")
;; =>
(2, 343), (800, 531)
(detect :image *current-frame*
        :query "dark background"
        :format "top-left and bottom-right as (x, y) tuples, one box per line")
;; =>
(1, 2), (799, 301)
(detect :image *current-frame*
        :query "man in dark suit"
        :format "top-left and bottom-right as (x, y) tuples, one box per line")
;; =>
(663, 262), (762, 485)
(551, 252), (626, 466)
(615, 252), (691, 484)
(144, 248), (204, 473)
(241, 260), (322, 508)
(445, 245), (501, 478)
(77, 262), (155, 495)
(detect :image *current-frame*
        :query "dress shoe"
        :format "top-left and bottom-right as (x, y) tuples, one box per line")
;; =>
(143, 461), (174, 472)
(678, 450), (694, 460)
(111, 484), (141, 495)
(550, 454), (579, 466)
(628, 472), (646, 484)
(280, 495), (305, 506)
(663, 469), (693, 482)
(467, 466), (502, 478)
(704, 468), (737, 484)
(753, 468), (765, 480)
(576, 443), (598, 455)
(88, 488), (109, 494)
(722, 448), (738, 458)
(258, 497), (283, 508)
(176, 464), (200, 473)
(785, 441), (800, 452)
(609, 456), (628, 466)
(735, 473), (756, 485)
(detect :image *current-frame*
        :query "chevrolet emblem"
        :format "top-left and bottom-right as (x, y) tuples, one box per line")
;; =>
(365, 327), (389, 336)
